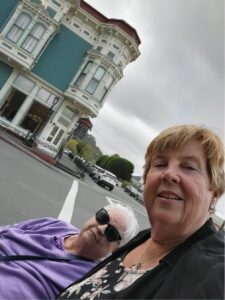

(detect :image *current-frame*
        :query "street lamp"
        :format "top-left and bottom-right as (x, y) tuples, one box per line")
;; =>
(52, 95), (60, 106)
(24, 96), (60, 147)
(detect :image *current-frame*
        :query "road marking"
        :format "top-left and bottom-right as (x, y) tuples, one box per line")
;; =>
(58, 179), (78, 223)
(106, 197), (147, 216)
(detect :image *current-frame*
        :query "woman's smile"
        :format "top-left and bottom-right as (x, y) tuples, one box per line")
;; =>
(157, 190), (183, 201)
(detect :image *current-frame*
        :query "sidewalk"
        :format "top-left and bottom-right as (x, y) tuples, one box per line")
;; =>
(0, 127), (82, 178)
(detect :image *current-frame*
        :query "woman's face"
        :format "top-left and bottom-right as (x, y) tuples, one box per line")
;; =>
(144, 140), (215, 239)
(78, 209), (125, 260)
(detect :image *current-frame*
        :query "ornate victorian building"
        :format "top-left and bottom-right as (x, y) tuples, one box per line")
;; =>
(0, 0), (140, 156)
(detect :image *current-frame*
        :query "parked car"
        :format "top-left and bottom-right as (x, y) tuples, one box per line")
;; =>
(135, 191), (144, 205)
(90, 165), (105, 178)
(63, 148), (73, 158)
(124, 185), (144, 205)
(124, 185), (138, 197)
(93, 168), (118, 184)
(97, 174), (117, 191)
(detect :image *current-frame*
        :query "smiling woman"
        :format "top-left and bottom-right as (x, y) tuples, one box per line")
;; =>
(144, 139), (218, 240)
(58, 125), (224, 300)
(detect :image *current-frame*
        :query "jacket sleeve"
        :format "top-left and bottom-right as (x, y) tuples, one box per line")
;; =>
(0, 217), (60, 231)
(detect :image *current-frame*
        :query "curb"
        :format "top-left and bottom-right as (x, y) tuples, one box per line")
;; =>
(0, 134), (56, 167)
(0, 133), (83, 179)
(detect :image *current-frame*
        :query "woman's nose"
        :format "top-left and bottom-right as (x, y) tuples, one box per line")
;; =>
(160, 166), (180, 184)
(97, 224), (108, 236)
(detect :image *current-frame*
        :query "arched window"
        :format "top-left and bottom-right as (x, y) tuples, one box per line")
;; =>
(74, 61), (93, 88)
(86, 66), (106, 95)
(99, 75), (114, 102)
(22, 22), (46, 52)
(6, 13), (31, 43)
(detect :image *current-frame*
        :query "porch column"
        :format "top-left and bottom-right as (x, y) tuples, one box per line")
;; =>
(11, 84), (39, 126)
(0, 71), (18, 107)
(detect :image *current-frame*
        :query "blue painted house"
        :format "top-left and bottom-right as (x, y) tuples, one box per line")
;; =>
(0, 0), (140, 155)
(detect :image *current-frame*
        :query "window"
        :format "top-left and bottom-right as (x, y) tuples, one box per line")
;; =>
(113, 44), (119, 50)
(74, 61), (93, 88)
(14, 75), (34, 93)
(95, 46), (102, 53)
(107, 51), (115, 59)
(47, 125), (59, 142)
(5, 12), (47, 54)
(86, 66), (106, 95)
(57, 106), (75, 127)
(22, 23), (46, 53)
(99, 75), (114, 102)
(73, 23), (80, 28)
(53, 129), (64, 145)
(83, 30), (90, 36)
(36, 88), (56, 104)
(52, 0), (61, 7)
(6, 13), (31, 43)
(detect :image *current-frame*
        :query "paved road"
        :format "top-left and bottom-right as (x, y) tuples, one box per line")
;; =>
(0, 139), (149, 231)
(0, 139), (72, 225)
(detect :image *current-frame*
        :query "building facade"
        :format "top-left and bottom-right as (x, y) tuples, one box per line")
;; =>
(0, 0), (140, 156)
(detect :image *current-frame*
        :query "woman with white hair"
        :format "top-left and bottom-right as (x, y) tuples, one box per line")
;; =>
(0, 203), (138, 299)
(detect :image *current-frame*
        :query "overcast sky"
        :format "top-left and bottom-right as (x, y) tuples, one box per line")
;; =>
(85, 0), (224, 218)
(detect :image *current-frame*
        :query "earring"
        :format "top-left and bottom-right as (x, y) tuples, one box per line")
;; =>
(209, 202), (215, 215)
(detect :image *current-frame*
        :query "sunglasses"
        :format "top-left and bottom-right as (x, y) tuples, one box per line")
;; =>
(95, 208), (121, 242)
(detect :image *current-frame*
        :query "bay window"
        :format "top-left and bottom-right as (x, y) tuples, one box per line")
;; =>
(99, 75), (114, 102)
(6, 13), (31, 43)
(86, 66), (106, 95)
(5, 11), (47, 54)
(22, 23), (46, 53)
(75, 61), (93, 88)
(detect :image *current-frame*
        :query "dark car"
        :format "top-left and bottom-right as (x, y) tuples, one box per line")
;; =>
(124, 185), (138, 197)
(63, 148), (74, 158)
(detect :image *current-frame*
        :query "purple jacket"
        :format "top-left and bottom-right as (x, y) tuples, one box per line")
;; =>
(0, 218), (96, 299)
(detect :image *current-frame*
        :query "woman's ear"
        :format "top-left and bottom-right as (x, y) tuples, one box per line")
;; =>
(211, 196), (218, 205)
(209, 197), (217, 215)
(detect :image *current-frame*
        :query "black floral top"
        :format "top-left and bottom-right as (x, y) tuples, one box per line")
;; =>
(58, 220), (224, 300)
(60, 254), (151, 299)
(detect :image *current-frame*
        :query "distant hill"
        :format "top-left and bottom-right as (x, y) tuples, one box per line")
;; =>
(78, 133), (102, 161)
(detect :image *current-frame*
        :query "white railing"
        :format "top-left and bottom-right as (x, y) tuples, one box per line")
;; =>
(65, 86), (100, 116)
(0, 117), (28, 137)
(0, 36), (33, 70)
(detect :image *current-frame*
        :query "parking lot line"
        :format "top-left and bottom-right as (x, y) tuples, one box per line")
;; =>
(57, 179), (78, 223)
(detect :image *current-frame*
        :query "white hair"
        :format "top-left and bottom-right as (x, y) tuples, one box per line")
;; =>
(104, 203), (139, 246)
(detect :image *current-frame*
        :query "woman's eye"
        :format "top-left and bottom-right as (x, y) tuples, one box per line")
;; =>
(183, 165), (196, 170)
(153, 162), (166, 168)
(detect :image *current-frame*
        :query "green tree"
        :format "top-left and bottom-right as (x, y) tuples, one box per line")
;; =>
(103, 155), (134, 181)
(111, 158), (133, 181)
(76, 142), (94, 160)
(96, 155), (109, 167)
(100, 154), (118, 169)
(66, 139), (78, 153)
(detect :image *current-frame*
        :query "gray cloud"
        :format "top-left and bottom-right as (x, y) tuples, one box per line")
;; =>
(86, 0), (224, 215)
(86, 0), (224, 162)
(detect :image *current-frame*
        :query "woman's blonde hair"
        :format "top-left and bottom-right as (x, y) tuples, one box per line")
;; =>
(143, 125), (225, 198)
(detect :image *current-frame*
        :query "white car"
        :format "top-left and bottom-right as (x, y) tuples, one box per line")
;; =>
(97, 174), (117, 191)
(92, 167), (118, 191)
